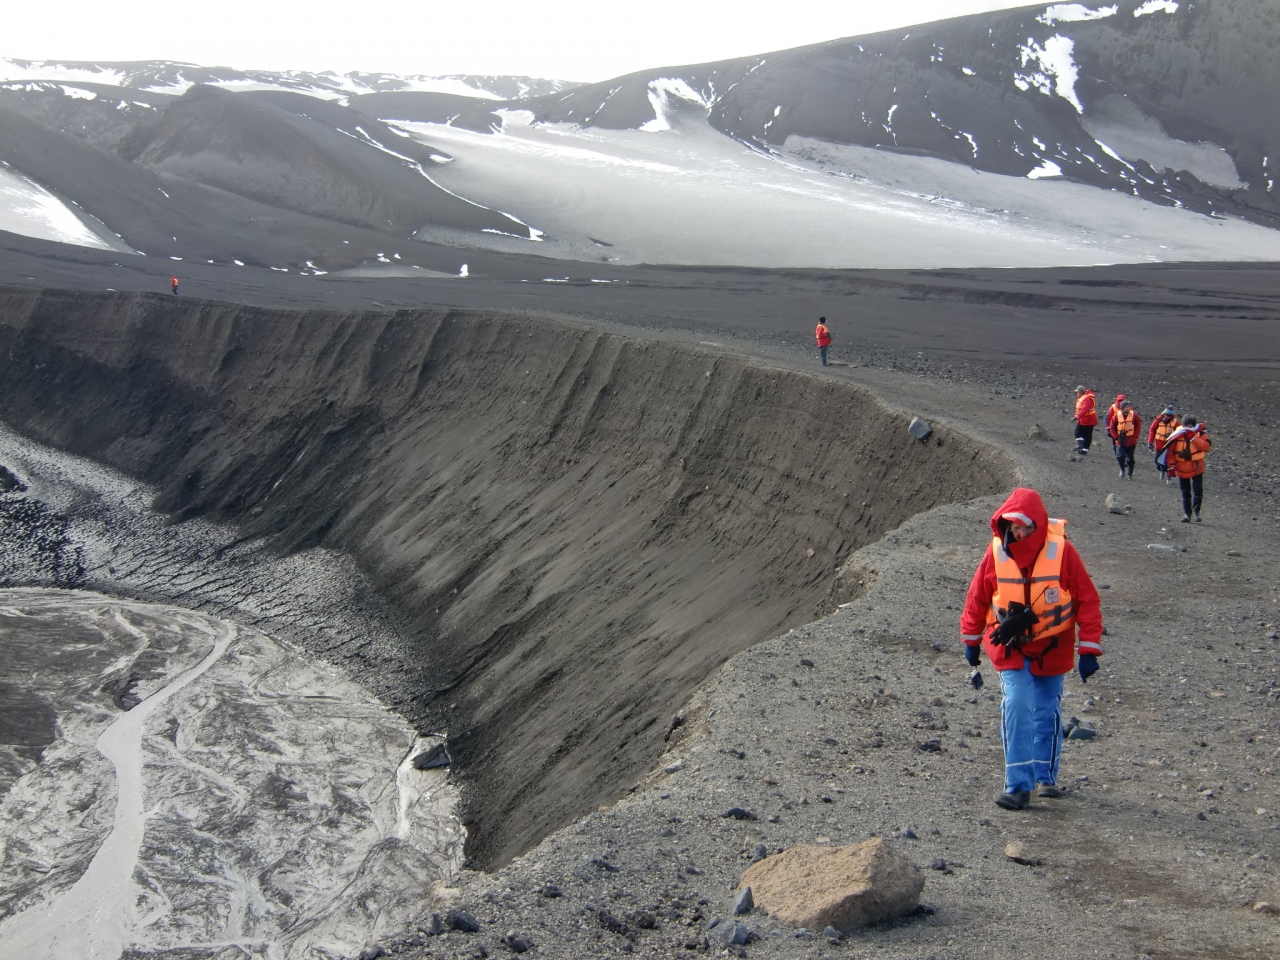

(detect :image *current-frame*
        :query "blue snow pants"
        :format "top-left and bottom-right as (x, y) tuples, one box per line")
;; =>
(997, 664), (1065, 793)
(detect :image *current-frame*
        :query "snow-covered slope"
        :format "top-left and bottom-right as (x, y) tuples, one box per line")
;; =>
(0, 57), (576, 101)
(520, 0), (1280, 228)
(0, 1), (1277, 269)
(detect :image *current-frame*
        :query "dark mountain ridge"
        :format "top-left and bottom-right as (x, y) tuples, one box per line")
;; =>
(517, 0), (1279, 225)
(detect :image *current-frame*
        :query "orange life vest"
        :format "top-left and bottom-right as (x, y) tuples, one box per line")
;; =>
(1167, 431), (1210, 478)
(985, 518), (1076, 662)
(815, 323), (831, 347)
(1114, 409), (1136, 441)
(1152, 414), (1178, 448)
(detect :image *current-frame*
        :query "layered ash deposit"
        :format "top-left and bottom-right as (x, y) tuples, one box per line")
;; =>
(0, 286), (1010, 867)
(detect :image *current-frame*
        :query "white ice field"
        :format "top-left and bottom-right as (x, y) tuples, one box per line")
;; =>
(0, 163), (132, 252)
(400, 110), (1280, 269)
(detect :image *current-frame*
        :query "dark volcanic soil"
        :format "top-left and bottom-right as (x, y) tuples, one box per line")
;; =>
(0, 237), (1278, 958)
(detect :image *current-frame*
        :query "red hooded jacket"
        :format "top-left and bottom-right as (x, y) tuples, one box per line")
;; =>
(1073, 390), (1097, 426)
(960, 488), (1103, 676)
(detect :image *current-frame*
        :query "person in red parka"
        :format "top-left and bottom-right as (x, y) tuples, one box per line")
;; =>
(960, 488), (1104, 810)
(1072, 385), (1097, 455)
(815, 317), (832, 366)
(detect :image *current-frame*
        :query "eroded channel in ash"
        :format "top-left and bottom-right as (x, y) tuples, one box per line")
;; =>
(0, 289), (1011, 955)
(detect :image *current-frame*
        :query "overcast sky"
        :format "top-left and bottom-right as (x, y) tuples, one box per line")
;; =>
(6, 1), (1039, 81)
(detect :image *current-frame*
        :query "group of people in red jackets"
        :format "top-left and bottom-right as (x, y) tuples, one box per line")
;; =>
(1073, 386), (1211, 522)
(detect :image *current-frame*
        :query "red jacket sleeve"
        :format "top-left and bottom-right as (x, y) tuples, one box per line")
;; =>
(960, 548), (996, 646)
(1062, 541), (1103, 655)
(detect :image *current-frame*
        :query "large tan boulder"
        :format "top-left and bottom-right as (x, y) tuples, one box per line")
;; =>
(738, 839), (923, 933)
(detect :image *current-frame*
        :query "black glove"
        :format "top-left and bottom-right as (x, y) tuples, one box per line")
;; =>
(1078, 654), (1099, 682)
(969, 669), (984, 690)
(992, 605), (1038, 648)
(964, 644), (981, 667)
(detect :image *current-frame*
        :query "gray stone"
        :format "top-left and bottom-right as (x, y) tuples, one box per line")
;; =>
(714, 921), (752, 946)
(412, 742), (451, 770)
(823, 925), (843, 941)
(750, 843), (769, 863)
(908, 417), (933, 441)
(1027, 423), (1051, 441)
(1106, 493), (1128, 515)
(734, 886), (755, 915)
(503, 931), (534, 953)
(723, 807), (758, 821)
(446, 910), (480, 933)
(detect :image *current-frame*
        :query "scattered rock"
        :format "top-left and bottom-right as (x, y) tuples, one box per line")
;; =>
(1063, 717), (1096, 740)
(538, 883), (562, 898)
(734, 886), (754, 915)
(628, 910), (657, 929)
(412, 742), (451, 770)
(446, 909), (481, 933)
(1027, 423), (1051, 441)
(1105, 493), (1131, 515)
(750, 843), (769, 863)
(1253, 901), (1279, 915)
(588, 857), (620, 872)
(929, 858), (947, 871)
(0, 465), (27, 493)
(800, 658), (815, 668)
(502, 930), (534, 953)
(908, 417), (933, 441)
(1004, 841), (1043, 866)
(900, 828), (918, 840)
(1146, 543), (1178, 553)
(823, 924), (843, 942)
(664, 759), (685, 774)
(713, 920), (753, 946)
(919, 738), (943, 752)
(358, 947), (385, 960)
(723, 807), (758, 821)
(597, 910), (633, 939)
(738, 838), (924, 933)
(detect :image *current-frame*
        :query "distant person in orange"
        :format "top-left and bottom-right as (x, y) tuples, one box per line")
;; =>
(1110, 400), (1141, 480)
(170, 275), (179, 296)
(1072, 386), (1097, 455)
(1159, 415), (1212, 522)
(815, 317), (832, 366)
(1147, 405), (1180, 483)
(1104, 393), (1126, 452)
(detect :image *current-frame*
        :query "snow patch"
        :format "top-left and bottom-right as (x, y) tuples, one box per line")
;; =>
(1134, 0), (1178, 16)
(1039, 4), (1118, 25)
(459, 263), (468, 277)
(0, 166), (124, 251)
(639, 78), (711, 133)
(58, 85), (97, 100)
(1027, 159), (1064, 179)
(1016, 35), (1083, 113)
(961, 67), (976, 76)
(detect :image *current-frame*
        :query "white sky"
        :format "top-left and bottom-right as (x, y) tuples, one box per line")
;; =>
(6, 1), (1040, 82)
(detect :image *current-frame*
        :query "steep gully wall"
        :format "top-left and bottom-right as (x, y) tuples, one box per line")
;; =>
(0, 286), (1012, 868)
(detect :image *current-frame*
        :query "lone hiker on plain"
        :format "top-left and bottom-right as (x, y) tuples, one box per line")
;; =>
(960, 487), (1103, 810)
(170, 275), (179, 296)
(815, 316), (832, 366)
(1073, 385), (1097, 455)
